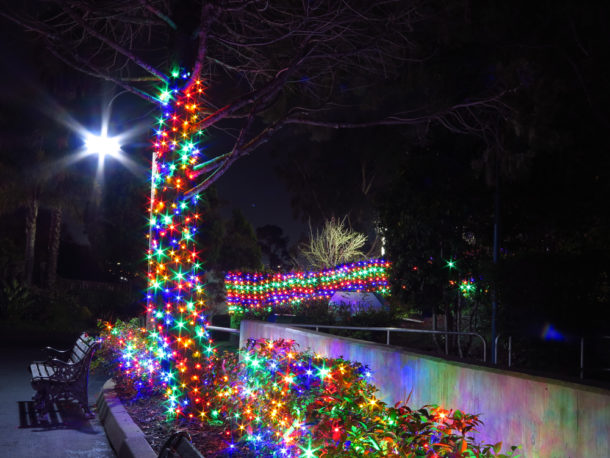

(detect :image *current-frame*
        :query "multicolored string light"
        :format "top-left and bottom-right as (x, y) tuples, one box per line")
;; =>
(145, 72), (218, 417)
(97, 320), (161, 399)
(225, 259), (390, 316)
(217, 338), (377, 456)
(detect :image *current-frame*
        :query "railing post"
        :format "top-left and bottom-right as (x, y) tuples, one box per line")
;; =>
(386, 329), (390, 345)
(445, 314), (449, 355)
(580, 337), (585, 380)
(508, 336), (512, 368)
(494, 334), (500, 365)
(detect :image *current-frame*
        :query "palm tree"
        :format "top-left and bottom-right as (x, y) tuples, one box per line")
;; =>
(0, 137), (83, 287)
(0, 148), (45, 286)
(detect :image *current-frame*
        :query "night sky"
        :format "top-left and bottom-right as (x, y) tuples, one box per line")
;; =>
(216, 148), (307, 244)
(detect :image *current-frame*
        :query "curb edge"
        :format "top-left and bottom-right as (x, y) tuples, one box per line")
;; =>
(96, 379), (157, 458)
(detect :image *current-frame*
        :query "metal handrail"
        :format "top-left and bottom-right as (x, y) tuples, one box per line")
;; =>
(580, 336), (610, 379)
(495, 335), (610, 379)
(208, 325), (240, 335)
(578, 337), (585, 380)
(290, 324), (487, 362)
(494, 334), (512, 367)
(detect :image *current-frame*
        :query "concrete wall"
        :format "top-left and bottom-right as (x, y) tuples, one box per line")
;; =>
(240, 320), (610, 457)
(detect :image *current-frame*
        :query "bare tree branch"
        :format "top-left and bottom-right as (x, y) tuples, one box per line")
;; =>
(45, 43), (160, 104)
(301, 217), (367, 269)
(60, 4), (169, 83)
(186, 3), (216, 90)
(2, 0), (515, 195)
(139, 0), (177, 30)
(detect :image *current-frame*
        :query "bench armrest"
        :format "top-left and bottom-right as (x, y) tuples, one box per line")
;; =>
(43, 346), (71, 361)
(31, 358), (73, 367)
(46, 358), (75, 368)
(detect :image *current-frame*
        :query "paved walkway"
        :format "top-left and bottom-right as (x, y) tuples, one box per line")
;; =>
(0, 343), (116, 457)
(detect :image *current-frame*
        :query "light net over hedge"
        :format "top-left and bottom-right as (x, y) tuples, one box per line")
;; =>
(225, 259), (390, 315)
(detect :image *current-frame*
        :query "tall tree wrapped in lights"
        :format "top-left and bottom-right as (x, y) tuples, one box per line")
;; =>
(146, 74), (218, 417)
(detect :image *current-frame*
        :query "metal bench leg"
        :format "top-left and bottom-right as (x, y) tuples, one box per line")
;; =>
(32, 389), (51, 418)
(79, 394), (94, 418)
(71, 381), (94, 418)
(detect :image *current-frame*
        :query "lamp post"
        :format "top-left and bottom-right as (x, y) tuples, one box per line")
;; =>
(78, 90), (157, 328)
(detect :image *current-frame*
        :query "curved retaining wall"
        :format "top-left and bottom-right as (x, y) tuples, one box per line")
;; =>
(240, 320), (610, 457)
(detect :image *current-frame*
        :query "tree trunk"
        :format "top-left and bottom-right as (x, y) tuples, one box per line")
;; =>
(46, 205), (62, 288)
(24, 198), (39, 286)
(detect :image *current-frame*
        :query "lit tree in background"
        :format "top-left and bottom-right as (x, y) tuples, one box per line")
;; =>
(300, 217), (367, 270)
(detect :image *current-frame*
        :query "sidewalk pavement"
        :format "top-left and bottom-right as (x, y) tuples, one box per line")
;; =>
(0, 343), (116, 458)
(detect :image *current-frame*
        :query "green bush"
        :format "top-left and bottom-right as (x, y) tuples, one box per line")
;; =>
(0, 278), (35, 320)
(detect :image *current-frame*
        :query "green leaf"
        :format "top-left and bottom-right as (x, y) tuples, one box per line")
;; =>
(493, 441), (503, 453)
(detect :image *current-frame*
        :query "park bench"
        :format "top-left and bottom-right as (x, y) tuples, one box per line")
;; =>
(28, 333), (99, 418)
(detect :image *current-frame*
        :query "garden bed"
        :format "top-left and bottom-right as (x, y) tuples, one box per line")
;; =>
(97, 319), (518, 457)
(119, 389), (254, 457)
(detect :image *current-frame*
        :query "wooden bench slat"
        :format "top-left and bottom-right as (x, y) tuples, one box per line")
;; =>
(71, 347), (86, 363)
(70, 336), (94, 363)
(30, 363), (56, 379)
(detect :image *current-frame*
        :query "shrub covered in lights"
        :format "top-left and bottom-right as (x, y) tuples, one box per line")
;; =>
(99, 326), (517, 456)
(213, 339), (518, 457)
(95, 318), (239, 419)
(225, 259), (391, 317)
(213, 338), (380, 455)
(93, 318), (162, 400)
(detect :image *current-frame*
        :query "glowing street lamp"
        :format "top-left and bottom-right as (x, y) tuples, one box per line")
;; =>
(83, 132), (122, 160)
(73, 96), (146, 202)
(83, 89), (127, 159)
(71, 89), (144, 172)
(43, 91), (147, 206)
